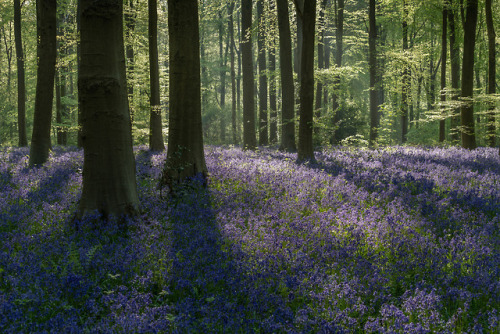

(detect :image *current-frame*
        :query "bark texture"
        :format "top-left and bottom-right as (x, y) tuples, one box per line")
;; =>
(297, 0), (316, 162)
(29, 0), (57, 166)
(277, 0), (296, 152)
(485, 0), (496, 148)
(160, 0), (207, 190)
(77, 0), (139, 219)
(148, 0), (164, 151)
(241, 0), (256, 149)
(460, 0), (478, 149)
(14, 0), (27, 147)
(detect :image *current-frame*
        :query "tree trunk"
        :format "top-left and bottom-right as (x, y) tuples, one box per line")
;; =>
(314, 0), (327, 143)
(78, 0), (139, 219)
(439, 1), (448, 143)
(461, 0), (478, 149)
(485, 0), (496, 148)
(241, 0), (256, 150)
(269, 42), (278, 144)
(219, 10), (228, 144)
(77, 0), (83, 148)
(297, 0), (316, 162)
(125, 0), (136, 124)
(332, 0), (343, 144)
(401, 0), (409, 144)
(369, 0), (379, 146)
(229, 1), (238, 145)
(160, 0), (207, 190)
(257, 0), (268, 146)
(148, 0), (164, 151)
(277, 0), (296, 152)
(14, 0), (27, 147)
(29, 0), (57, 166)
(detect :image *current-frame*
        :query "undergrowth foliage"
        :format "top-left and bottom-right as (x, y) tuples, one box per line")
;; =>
(0, 145), (499, 332)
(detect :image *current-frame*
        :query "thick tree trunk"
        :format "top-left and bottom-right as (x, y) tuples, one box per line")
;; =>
(439, 1), (448, 143)
(219, 11), (228, 144)
(277, 0), (296, 152)
(241, 0), (256, 150)
(485, 0), (496, 148)
(148, 0), (164, 151)
(29, 0), (57, 166)
(77, 0), (83, 148)
(297, 0), (316, 162)
(229, 1), (238, 145)
(78, 0), (139, 219)
(160, 0), (207, 190)
(460, 0), (478, 149)
(257, 0), (268, 146)
(14, 0), (27, 147)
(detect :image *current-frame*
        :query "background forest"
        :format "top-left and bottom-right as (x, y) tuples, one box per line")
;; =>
(0, 0), (498, 149)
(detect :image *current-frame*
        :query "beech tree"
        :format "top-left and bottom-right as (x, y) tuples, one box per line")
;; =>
(159, 0), (207, 190)
(461, 0), (478, 149)
(257, 0), (268, 146)
(368, 0), (379, 146)
(297, 0), (316, 162)
(485, 0), (496, 148)
(29, 0), (57, 166)
(241, 0), (256, 150)
(13, 0), (26, 147)
(277, 0), (296, 152)
(148, 0), (164, 151)
(77, 0), (139, 219)
(439, 0), (448, 143)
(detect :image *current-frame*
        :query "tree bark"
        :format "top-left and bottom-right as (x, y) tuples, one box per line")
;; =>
(277, 0), (296, 152)
(228, 1), (238, 145)
(314, 0), (327, 143)
(485, 0), (496, 148)
(160, 0), (207, 190)
(401, 0), (409, 144)
(332, 0), (343, 143)
(368, 0), (379, 146)
(29, 0), (57, 166)
(219, 10), (228, 144)
(148, 0), (164, 151)
(241, 0), (256, 150)
(297, 0), (316, 162)
(257, 0), (268, 146)
(439, 1), (448, 143)
(125, 0), (136, 124)
(269, 41), (278, 144)
(78, 0), (139, 219)
(460, 0), (478, 149)
(14, 0), (27, 147)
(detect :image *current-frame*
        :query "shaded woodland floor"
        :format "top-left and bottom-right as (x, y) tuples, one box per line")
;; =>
(0, 145), (499, 332)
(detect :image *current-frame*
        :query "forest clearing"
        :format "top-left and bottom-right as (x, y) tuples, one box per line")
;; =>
(0, 145), (498, 332)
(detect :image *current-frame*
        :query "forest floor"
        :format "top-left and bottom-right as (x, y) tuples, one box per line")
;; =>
(0, 145), (499, 333)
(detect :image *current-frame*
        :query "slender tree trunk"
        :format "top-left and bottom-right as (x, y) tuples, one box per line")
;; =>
(237, 14), (242, 144)
(29, 0), (57, 166)
(78, 0), (139, 219)
(461, 0), (478, 149)
(219, 10), (228, 144)
(277, 0), (296, 152)
(269, 42), (278, 144)
(332, 0), (343, 143)
(125, 0), (136, 124)
(297, 0), (316, 162)
(229, 1), (238, 145)
(369, 0), (379, 146)
(439, 1), (448, 143)
(401, 0), (409, 143)
(314, 0), (327, 143)
(14, 0), (27, 147)
(241, 0), (256, 150)
(160, 0), (207, 190)
(257, 0), (268, 146)
(149, 0), (164, 151)
(485, 0), (496, 148)
(448, 5), (461, 143)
